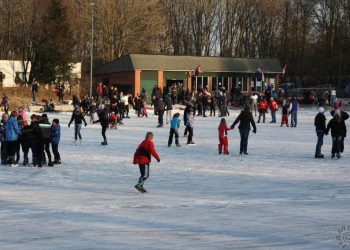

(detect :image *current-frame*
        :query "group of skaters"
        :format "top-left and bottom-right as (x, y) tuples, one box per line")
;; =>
(0, 107), (61, 167)
(314, 100), (348, 159)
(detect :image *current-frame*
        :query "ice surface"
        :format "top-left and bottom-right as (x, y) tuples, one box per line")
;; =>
(0, 108), (349, 249)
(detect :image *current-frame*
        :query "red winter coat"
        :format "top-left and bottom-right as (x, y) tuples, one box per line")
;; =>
(259, 100), (268, 111)
(270, 100), (278, 111)
(218, 124), (232, 139)
(133, 138), (160, 165)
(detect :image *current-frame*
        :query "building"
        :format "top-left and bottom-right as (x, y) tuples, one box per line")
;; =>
(93, 54), (282, 99)
(0, 60), (82, 87)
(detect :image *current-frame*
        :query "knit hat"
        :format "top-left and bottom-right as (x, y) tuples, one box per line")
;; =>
(244, 104), (250, 112)
(318, 107), (324, 113)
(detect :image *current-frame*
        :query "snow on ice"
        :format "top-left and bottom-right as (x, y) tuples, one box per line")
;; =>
(0, 108), (349, 249)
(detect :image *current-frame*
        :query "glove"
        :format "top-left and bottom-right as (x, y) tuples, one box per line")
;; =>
(68, 124), (70, 128)
(230, 125), (234, 129)
(157, 159), (160, 163)
(85, 123), (87, 127)
(253, 129), (257, 134)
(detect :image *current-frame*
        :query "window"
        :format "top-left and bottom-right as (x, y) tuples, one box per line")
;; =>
(211, 77), (217, 91)
(269, 78), (275, 90)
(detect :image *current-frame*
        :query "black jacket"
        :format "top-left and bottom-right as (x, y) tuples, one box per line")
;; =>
(326, 118), (346, 137)
(231, 111), (256, 131)
(164, 95), (173, 110)
(69, 110), (87, 126)
(95, 111), (109, 127)
(314, 113), (326, 132)
(38, 118), (52, 143)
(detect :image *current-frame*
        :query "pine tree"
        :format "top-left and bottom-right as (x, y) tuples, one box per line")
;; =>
(30, 0), (76, 84)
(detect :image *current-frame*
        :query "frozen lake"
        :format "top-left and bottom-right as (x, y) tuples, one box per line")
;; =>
(0, 107), (349, 249)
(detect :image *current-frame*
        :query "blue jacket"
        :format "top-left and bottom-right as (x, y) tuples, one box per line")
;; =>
(170, 117), (180, 129)
(51, 124), (61, 145)
(290, 100), (298, 113)
(6, 116), (19, 141)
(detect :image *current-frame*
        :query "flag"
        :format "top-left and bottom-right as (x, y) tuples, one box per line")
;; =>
(282, 64), (287, 77)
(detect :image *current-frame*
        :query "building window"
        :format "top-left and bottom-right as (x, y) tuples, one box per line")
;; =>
(269, 78), (275, 90)
(212, 77), (217, 91)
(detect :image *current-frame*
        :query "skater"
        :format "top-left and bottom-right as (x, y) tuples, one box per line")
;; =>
(257, 97), (268, 123)
(157, 97), (165, 128)
(21, 115), (37, 166)
(36, 114), (53, 167)
(94, 107), (109, 145)
(209, 94), (216, 116)
(314, 107), (326, 158)
(68, 105), (87, 144)
(6, 111), (20, 166)
(51, 119), (61, 164)
(133, 132), (160, 193)
(168, 113), (180, 147)
(230, 104), (257, 155)
(269, 98), (278, 123)
(289, 97), (299, 127)
(186, 111), (195, 145)
(218, 118), (232, 155)
(0, 113), (8, 164)
(250, 93), (258, 116)
(330, 100), (349, 157)
(325, 110), (346, 159)
(164, 94), (173, 124)
(15, 115), (24, 164)
(281, 100), (289, 127)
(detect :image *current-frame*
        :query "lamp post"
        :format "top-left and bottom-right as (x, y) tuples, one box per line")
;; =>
(90, 1), (95, 98)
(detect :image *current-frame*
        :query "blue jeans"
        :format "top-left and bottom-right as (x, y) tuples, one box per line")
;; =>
(75, 124), (82, 140)
(291, 112), (297, 127)
(315, 130), (324, 156)
(239, 129), (250, 154)
(271, 110), (276, 123)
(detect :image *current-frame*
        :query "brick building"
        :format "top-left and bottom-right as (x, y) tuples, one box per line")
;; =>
(93, 54), (282, 100)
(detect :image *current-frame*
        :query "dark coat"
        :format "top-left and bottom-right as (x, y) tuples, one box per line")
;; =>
(68, 110), (87, 126)
(231, 111), (257, 131)
(326, 118), (346, 137)
(314, 113), (326, 132)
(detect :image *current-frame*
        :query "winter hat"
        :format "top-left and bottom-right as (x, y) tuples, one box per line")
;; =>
(53, 119), (59, 124)
(318, 107), (325, 113)
(74, 105), (80, 110)
(244, 104), (250, 112)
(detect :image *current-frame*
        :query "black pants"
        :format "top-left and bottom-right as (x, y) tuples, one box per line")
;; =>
(138, 164), (150, 185)
(340, 137), (345, 153)
(102, 125), (107, 142)
(184, 124), (188, 136)
(1, 141), (7, 164)
(158, 111), (164, 126)
(52, 143), (61, 161)
(258, 111), (266, 123)
(16, 139), (21, 162)
(187, 126), (193, 143)
(210, 105), (216, 116)
(7, 141), (17, 161)
(21, 141), (32, 164)
(168, 128), (179, 146)
(37, 142), (52, 165)
(239, 129), (250, 154)
(332, 136), (342, 155)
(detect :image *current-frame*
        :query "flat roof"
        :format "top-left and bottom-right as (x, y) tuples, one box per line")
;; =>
(93, 54), (282, 75)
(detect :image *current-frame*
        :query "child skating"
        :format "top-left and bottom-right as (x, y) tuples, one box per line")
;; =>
(133, 132), (160, 193)
(168, 113), (181, 147)
(218, 118), (232, 154)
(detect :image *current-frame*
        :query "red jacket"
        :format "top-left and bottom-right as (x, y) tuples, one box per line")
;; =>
(270, 100), (278, 111)
(133, 138), (160, 165)
(259, 100), (268, 111)
(218, 124), (232, 139)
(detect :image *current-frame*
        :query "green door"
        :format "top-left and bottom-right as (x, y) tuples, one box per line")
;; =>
(141, 71), (157, 103)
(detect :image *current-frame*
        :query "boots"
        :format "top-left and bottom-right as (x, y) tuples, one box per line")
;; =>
(218, 144), (222, 154)
(101, 139), (108, 145)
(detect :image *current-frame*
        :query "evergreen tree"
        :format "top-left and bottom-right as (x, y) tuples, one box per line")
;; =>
(30, 0), (76, 84)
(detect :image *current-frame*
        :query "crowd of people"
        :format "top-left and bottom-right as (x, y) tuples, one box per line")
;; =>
(0, 106), (61, 167)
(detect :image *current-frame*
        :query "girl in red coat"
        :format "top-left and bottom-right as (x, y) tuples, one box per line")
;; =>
(218, 118), (232, 154)
(133, 132), (160, 193)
